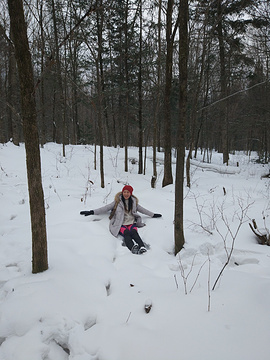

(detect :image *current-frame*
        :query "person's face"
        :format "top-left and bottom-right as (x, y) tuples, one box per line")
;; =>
(123, 190), (131, 200)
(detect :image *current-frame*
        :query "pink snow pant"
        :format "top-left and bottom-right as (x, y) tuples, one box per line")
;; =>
(119, 224), (144, 251)
(119, 223), (138, 235)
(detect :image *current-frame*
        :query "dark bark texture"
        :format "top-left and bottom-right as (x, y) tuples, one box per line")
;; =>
(8, 0), (48, 273)
(174, 0), (188, 254)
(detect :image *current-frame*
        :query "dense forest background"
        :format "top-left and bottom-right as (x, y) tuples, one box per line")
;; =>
(1, 0), (270, 163)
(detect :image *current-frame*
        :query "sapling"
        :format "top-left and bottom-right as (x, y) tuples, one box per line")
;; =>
(108, 147), (120, 175)
(207, 251), (211, 312)
(176, 251), (212, 311)
(187, 192), (216, 235)
(177, 253), (197, 295)
(212, 197), (253, 290)
(81, 161), (94, 204)
(189, 258), (208, 293)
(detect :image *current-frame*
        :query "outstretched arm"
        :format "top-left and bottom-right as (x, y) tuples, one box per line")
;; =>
(137, 204), (162, 218)
(80, 201), (115, 216)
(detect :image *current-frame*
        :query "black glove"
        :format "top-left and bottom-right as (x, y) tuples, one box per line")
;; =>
(80, 210), (94, 216)
(153, 213), (162, 218)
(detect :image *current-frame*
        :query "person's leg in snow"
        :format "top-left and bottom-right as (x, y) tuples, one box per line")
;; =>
(122, 229), (135, 251)
(130, 228), (147, 254)
(120, 225), (147, 255)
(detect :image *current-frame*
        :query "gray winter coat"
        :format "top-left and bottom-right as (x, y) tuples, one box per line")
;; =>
(93, 192), (154, 237)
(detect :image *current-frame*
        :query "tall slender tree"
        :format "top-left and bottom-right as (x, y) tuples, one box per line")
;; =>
(8, 0), (48, 273)
(138, 0), (143, 174)
(6, 28), (21, 145)
(216, 0), (229, 164)
(175, 0), (188, 254)
(51, 0), (66, 156)
(152, 0), (162, 187)
(96, 1), (105, 188)
(124, 0), (130, 172)
(162, 0), (180, 187)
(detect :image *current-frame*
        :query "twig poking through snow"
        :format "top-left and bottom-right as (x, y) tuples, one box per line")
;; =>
(126, 312), (132, 323)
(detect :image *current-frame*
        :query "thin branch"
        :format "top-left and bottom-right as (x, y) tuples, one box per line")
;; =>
(212, 199), (253, 290)
(33, 4), (98, 93)
(189, 258), (208, 293)
(58, 4), (98, 49)
(197, 80), (268, 114)
(207, 252), (211, 312)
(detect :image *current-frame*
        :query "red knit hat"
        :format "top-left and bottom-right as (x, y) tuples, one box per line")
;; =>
(122, 185), (133, 195)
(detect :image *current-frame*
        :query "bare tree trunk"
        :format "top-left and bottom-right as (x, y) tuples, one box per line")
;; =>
(124, 1), (130, 173)
(51, 0), (66, 156)
(175, 0), (188, 255)
(38, 1), (46, 147)
(162, 0), (180, 187)
(186, 11), (209, 187)
(138, 0), (143, 174)
(0, 72), (6, 142)
(97, 0), (110, 147)
(8, 0), (48, 273)
(7, 29), (20, 145)
(108, 32), (117, 148)
(67, 24), (80, 145)
(97, 4), (105, 188)
(152, 0), (162, 187)
(217, 0), (229, 164)
(194, 52), (211, 158)
(162, 0), (174, 187)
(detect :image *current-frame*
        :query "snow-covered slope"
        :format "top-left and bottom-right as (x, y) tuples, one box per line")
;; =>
(0, 143), (269, 360)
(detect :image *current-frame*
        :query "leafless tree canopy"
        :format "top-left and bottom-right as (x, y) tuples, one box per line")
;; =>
(0, 0), (269, 163)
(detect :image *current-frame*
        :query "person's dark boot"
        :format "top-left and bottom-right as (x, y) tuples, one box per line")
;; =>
(131, 244), (140, 254)
(138, 246), (147, 254)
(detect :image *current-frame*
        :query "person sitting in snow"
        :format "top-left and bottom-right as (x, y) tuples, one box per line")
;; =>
(80, 185), (162, 255)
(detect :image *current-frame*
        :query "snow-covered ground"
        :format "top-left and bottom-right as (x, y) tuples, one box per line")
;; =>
(0, 142), (270, 360)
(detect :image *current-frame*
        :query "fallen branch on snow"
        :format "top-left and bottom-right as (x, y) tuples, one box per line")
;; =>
(190, 159), (240, 175)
